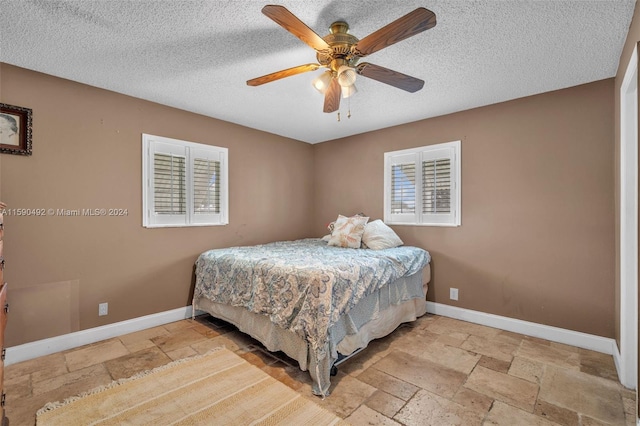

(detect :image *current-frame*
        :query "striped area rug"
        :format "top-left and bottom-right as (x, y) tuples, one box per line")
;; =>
(36, 347), (347, 425)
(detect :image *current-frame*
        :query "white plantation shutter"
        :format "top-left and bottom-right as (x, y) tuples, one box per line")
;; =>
(143, 134), (228, 228)
(385, 152), (418, 223)
(193, 158), (220, 214)
(391, 163), (416, 214)
(422, 158), (451, 214)
(384, 141), (460, 226)
(154, 153), (186, 215)
(190, 148), (227, 225)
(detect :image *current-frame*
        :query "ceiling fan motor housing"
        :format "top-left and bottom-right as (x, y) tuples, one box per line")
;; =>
(317, 21), (360, 71)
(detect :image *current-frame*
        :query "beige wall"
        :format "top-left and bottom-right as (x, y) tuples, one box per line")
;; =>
(0, 64), (315, 347)
(0, 62), (619, 347)
(314, 79), (615, 338)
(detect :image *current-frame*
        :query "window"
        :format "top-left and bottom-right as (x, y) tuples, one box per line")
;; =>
(142, 134), (228, 228)
(384, 140), (460, 226)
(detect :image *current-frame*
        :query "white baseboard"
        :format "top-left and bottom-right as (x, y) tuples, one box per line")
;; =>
(426, 302), (617, 355)
(613, 345), (625, 383)
(6, 306), (205, 366)
(6, 302), (619, 367)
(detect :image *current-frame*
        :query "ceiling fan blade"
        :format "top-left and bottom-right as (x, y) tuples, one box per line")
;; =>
(247, 63), (321, 86)
(323, 78), (341, 113)
(262, 5), (331, 52)
(356, 63), (424, 93)
(352, 8), (436, 57)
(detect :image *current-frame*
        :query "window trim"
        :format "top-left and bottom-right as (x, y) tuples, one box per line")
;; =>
(142, 134), (228, 228)
(384, 140), (461, 227)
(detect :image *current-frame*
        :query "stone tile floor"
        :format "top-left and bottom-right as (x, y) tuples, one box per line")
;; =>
(5, 314), (636, 425)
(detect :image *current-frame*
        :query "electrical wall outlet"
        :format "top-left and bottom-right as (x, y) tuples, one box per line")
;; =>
(98, 302), (108, 316)
(450, 288), (459, 301)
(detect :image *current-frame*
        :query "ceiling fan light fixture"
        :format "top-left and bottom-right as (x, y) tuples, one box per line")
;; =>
(342, 84), (357, 98)
(312, 70), (333, 93)
(337, 65), (357, 87)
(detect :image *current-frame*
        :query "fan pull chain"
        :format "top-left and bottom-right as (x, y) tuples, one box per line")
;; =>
(336, 97), (352, 122)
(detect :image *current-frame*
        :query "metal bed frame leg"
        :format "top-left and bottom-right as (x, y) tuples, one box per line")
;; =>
(331, 346), (366, 376)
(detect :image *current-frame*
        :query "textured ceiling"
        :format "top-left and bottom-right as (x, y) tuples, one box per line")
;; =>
(0, 1), (635, 143)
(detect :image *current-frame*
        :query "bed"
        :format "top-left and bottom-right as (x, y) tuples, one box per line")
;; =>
(193, 236), (430, 397)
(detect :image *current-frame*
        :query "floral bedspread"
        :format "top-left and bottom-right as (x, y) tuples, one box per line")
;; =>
(194, 238), (430, 360)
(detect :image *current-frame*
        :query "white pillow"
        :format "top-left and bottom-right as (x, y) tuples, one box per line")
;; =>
(328, 215), (369, 248)
(362, 220), (403, 250)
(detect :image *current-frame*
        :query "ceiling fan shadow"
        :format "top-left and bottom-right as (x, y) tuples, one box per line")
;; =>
(27, 0), (116, 29)
(86, 28), (302, 83)
(315, 0), (406, 34)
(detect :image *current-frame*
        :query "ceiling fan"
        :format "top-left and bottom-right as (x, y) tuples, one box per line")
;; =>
(246, 5), (437, 113)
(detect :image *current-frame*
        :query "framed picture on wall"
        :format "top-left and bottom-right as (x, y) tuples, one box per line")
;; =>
(0, 103), (32, 156)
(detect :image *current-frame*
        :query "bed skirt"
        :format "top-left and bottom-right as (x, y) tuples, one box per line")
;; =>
(193, 265), (430, 396)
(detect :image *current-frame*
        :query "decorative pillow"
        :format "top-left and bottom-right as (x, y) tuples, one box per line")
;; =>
(328, 214), (369, 248)
(362, 220), (403, 250)
(327, 213), (365, 234)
